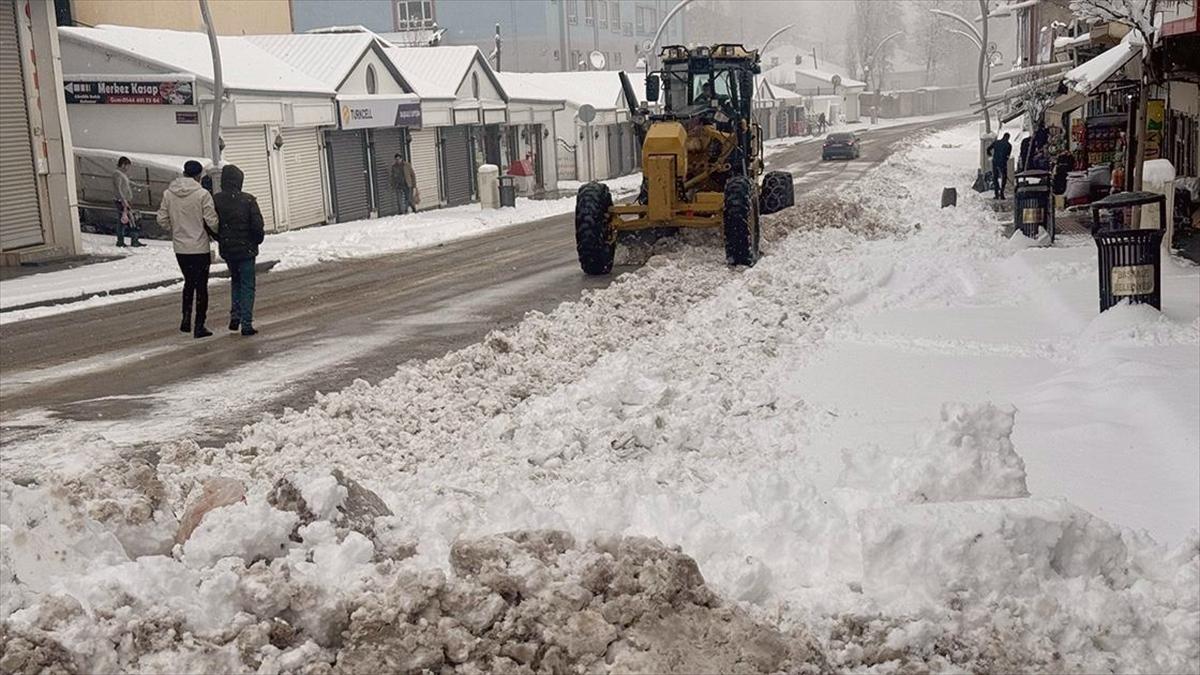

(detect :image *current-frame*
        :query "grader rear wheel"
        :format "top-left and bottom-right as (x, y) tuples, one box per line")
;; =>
(575, 182), (615, 275)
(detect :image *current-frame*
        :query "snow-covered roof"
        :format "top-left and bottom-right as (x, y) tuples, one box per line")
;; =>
(382, 45), (502, 100)
(988, 0), (1042, 18)
(1062, 32), (1142, 95)
(1054, 33), (1092, 50)
(246, 32), (406, 92)
(495, 71), (645, 110)
(378, 28), (445, 47)
(59, 25), (333, 95)
(992, 60), (1073, 83)
(766, 82), (804, 103)
(795, 67), (866, 89)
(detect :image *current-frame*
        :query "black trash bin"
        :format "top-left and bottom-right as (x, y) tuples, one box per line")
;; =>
(498, 175), (517, 208)
(1013, 170), (1054, 241)
(1089, 191), (1168, 312)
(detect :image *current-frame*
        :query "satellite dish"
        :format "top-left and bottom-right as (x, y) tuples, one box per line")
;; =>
(589, 50), (607, 70)
(577, 103), (597, 124)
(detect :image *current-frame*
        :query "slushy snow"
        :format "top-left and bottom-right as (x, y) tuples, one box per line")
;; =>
(1, 124), (1197, 673)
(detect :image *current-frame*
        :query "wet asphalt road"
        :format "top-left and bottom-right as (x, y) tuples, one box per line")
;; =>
(0, 116), (967, 450)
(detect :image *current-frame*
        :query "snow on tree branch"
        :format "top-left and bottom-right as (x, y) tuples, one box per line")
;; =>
(1068, 0), (1159, 43)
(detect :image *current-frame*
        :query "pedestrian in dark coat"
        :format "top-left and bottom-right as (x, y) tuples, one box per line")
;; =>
(213, 164), (265, 336)
(987, 132), (1013, 199)
(389, 154), (417, 214)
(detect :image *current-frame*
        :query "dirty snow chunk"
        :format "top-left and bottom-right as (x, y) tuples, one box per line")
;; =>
(858, 497), (1127, 609)
(841, 403), (1028, 502)
(298, 474), (347, 522)
(182, 499), (298, 567)
(175, 477), (246, 545)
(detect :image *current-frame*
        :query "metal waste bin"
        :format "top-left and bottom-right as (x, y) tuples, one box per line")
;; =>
(498, 175), (517, 208)
(1090, 191), (1167, 312)
(1013, 170), (1054, 241)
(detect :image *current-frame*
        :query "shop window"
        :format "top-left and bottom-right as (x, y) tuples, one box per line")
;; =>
(366, 64), (377, 94)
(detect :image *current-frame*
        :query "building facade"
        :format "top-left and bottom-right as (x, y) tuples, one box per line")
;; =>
(1, 0), (80, 265)
(292, 0), (686, 73)
(54, 0), (292, 33)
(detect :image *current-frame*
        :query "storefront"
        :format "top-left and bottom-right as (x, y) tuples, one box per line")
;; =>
(59, 25), (338, 233)
(325, 94), (422, 221)
(1, 0), (79, 264)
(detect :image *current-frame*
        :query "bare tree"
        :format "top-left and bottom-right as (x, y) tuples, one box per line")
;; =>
(850, 0), (900, 89)
(913, 0), (950, 85)
(1069, 0), (1158, 193)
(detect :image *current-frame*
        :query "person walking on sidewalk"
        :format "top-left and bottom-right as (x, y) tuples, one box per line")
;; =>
(112, 157), (144, 248)
(987, 132), (1013, 200)
(389, 153), (417, 214)
(213, 164), (264, 336)
(157, 160), (218, 338)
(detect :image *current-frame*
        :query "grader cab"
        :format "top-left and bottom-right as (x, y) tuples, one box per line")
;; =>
(574, 43), (794, 275)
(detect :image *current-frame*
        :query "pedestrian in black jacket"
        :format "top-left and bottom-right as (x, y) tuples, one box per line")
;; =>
(213, 164), (264, 336)
(987, 133), (1013, 200)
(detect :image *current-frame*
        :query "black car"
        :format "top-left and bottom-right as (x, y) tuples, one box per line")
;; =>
(822, 132), (861, 160)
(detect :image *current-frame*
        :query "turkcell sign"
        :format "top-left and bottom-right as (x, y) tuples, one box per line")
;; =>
(338, 97), (422, 130)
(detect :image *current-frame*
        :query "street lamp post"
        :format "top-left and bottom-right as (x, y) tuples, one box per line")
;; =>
(930, 4), (992, 134)
(865, 31), (903, 125)
(760, 24), (795, 56)
(199, 0), (223, 168)
(645, 0), (695, 70)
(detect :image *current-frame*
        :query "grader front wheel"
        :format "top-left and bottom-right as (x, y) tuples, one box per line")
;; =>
(575, 182), (615, 275)
(723, 176), (760, 267)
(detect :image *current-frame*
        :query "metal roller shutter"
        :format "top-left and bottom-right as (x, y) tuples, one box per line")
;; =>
(221, 126), (276, 230)
(281, 127), (325, 229)
(607, 125), (621, 178)
(409, 128), (439, 210)
(325, 129), (371, 223)
(0, 0), (44, 251)
(370, 127), (407, 217)
(439, 126), (474, 207)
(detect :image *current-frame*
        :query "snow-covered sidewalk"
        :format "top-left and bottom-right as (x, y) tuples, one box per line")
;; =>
(2, 124), (1196, 673)
(0, 173), (643, 323)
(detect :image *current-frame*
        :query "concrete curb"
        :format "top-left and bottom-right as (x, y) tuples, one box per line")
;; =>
(0, 259), (279, 314)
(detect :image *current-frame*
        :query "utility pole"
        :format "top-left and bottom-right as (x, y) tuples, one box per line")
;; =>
(812, 47), (818, 70)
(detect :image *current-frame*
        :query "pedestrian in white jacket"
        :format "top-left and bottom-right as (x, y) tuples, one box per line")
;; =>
(157, 160), (219, 338)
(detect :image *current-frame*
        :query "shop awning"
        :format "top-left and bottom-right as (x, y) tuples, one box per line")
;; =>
(992, 61), (1073, 83)
(1062, 33), (1141, 96)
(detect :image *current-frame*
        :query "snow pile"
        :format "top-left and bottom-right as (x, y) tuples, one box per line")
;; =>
(3, 124), (1198, 673)
(840, 403), (1029, 503)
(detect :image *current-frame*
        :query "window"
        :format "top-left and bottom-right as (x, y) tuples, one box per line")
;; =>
(635, 6), (644, 33)
(567, 0), (577, 24)
(623, 21), (632, 36)
(598, 0), (607, 28)
(645, 8), (657, 34)
(613, 51), (621, 66)
(610, 2), (620, 32)
(366, 64), (377, 94)
(471, 72), (480, 99)
(571, 49), (582, 70)
(585, 0), (595, 25)
(395, 0), (435, 30)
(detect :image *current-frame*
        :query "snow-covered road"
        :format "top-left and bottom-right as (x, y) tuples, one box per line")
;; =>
(2, 124), (1197, 673)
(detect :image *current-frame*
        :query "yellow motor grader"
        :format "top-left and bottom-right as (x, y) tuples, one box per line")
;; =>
(573, 43), (794, 275)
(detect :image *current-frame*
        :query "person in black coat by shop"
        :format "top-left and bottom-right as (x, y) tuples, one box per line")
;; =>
(213, 164), (265, 336)
(987, 133), (1013, 200)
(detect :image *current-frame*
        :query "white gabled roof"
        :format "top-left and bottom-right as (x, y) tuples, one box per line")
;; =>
(383, 45), (498, 100)
(794, 67), (866, 89)
(245, 32), (389, 91)
(495, 71), (646, 111)
(59, 25), (333, 95)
